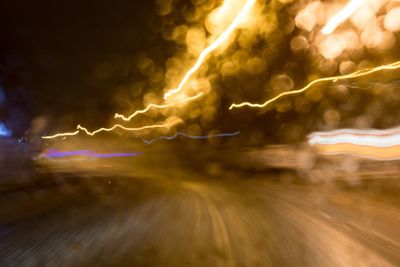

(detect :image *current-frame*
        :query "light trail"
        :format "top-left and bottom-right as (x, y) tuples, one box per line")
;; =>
(163, 0), (256, 100)
(141, 131), (240, 144)
(308, 127), (400, 147)
(115, 92), (204, 121)
(76, 123), (175, 136)
(321, 0), (365, 35)
(308, 127), (400, 160)
(229, 60), (400, 110)
(43, 0), (256, 140)
(42, 131), (80, 139)
(313, 144), (400, 161)
(41, 148), (143, 159)
(43, 120), (179, 139)
(308, 127), (400, 138)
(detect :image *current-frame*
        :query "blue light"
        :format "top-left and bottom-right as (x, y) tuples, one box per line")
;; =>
(0, 122), (12, 137)
(141, 131), (240, 144)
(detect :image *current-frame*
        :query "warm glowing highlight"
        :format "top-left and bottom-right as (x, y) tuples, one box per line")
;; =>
(43, 0), (256, 140)
(321, 0), (365, 35)
(42, 131), (80, 140)
(163, 0), (256, 100)
(308, 127), (400, 147)
(308, 127), (400, 161)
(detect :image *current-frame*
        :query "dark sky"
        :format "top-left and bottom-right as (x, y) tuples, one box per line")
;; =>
(0, 0), (162, 135)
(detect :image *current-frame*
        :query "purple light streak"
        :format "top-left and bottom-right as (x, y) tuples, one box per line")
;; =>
(43, 149), (143, 159)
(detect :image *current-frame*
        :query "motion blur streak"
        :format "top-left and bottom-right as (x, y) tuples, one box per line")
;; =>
(43, 120), (179, 139)
(309, 129), (400, 147)
(142, 131), (240, 144)
(42, 131), (80, 139)
(312, 143), (400, 161)
(163, 0), (256, 100)
(42, 149), (143, 159)
(76, 121), (178, 136)
(309, 127), (400, 138)
(321, 0), (365, 35)
(229, 60), (400, 110)
(308, 127), (400, 160)
(114, 92), (204, 122)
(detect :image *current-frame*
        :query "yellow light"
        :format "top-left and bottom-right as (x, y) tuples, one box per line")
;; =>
(229, 61), (400, 110)
(43, 0), (256, 140)
(321, 0), (365, 35)
(42, 120), (179, 139)
(163, 0), (256, 100)
(115, 92), (204, 121)
(76, 122), (175, 136)
(42, 131), (80, 139)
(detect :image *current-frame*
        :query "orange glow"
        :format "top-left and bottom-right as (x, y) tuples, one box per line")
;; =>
(321, 0), (365, 35)
(163, 0), (256, 100)
(314, 143), (400, 161)
(43, 0), (257, 140)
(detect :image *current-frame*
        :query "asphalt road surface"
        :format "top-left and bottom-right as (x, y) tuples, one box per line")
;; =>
(1, 140), (400, 266)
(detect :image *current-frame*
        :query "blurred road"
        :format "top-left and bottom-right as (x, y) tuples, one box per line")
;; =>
(1, 140), (400, 266)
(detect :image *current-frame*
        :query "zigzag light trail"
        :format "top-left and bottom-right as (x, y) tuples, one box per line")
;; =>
(43, 0), (255, 140)
(42, 120), (179, 139)
(229, 61), (400, 110)
(163, 0), (256, 100)
(42, 131), (80, 139)
(115, 92), (203, 122)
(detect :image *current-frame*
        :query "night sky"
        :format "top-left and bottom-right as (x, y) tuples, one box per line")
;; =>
(0, 1), (161, 135)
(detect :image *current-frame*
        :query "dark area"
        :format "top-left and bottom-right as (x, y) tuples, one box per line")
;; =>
(0, 1), (162, 134)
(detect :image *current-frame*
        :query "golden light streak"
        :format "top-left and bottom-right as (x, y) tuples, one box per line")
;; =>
(229, 61), (400, 110)
(314, 143), (400, 161)
(76, 123), (175, 136)
(321, 0), (365, 35)
(43, 0), (256, 140)
(42, 120), (179, 139)
(115, 92), (204, 121)
(163, 0), (256, 100)
(42, 131), (80, 139)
